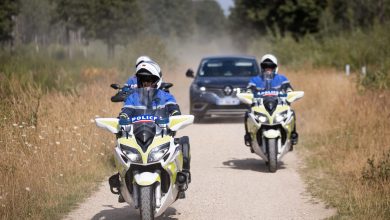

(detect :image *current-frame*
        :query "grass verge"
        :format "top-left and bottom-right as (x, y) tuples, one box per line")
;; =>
(289, 69), (390, 219)
(0, 75), (122, 219)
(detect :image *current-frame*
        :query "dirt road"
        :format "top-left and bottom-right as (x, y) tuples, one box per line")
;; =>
(64, 67), (335, 220)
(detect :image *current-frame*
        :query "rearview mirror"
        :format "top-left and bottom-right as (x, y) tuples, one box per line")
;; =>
(186, 69), (194, 78)
(286, 91), (304, 103)
(160, 82), (173, 90)
(110, 84), (120, 90)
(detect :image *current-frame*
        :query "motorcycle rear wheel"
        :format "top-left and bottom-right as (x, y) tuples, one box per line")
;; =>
(139, 186), (155, 220)
(267, 138), (278, 173)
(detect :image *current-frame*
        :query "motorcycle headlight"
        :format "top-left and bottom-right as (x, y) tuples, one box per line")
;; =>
(254, 111), (269, 123)
(148, 142), (170, 163)
(275, 110), (289, 123)
(120, 144), (142, 163)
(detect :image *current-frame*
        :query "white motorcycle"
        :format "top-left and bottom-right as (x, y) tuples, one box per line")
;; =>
(96, 88), (193, 220)
(237, 89), (304, 172)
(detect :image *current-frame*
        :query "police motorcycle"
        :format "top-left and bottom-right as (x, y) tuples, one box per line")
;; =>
(237, 88), (304, 172)
(110, 82), (173, 102)
(96, 88), (194, 220)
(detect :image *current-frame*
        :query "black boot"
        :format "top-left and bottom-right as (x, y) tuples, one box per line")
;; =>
(118, 193), (125, 203)
(244, 133), (252, 146)
(108, 173), (121, 194)
(244, 112), (252, 147)
(180, 136), (191, 183)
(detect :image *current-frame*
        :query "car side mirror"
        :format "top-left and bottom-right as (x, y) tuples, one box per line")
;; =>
(186, 69), (194, 78)
(110, 84), (120, 90)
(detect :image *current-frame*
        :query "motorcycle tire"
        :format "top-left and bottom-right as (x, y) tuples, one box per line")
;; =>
(139, 186), (155, 220)
(267, 138), (278, 173)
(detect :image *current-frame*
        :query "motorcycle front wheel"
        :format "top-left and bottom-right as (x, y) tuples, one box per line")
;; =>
(267, 138), (278, 173)
(139, 186), (155, 220)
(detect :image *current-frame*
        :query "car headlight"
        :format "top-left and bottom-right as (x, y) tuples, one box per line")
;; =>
(199, 86), (206, 92)
(120, 144), (142, 163)
(254, 111), (269, 123)
(148, 142), (170, 163)
(275, 110), (288, 123)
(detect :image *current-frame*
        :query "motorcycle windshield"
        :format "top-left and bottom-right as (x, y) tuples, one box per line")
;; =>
(254, 88), (285, 98)
(129, 88), (170, 122)
(129, 88), (169, 152)
(254, 89), (286, 115)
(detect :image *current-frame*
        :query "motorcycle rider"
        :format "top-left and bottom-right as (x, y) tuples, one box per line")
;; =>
(120, 61), (178, 118)
(111, 61), (191, 201)
(245, 54), (299, 149)
(124, 55), (157, 89)
(111, 56), (167, 102)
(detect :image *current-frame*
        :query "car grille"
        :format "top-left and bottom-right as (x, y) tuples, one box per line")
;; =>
(206, 87), (245, 97)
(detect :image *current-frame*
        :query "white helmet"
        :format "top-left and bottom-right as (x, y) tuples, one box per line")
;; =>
(135, 56), (151, 68)
(260, 54), (278, 73)
(135, 61), (162, 88)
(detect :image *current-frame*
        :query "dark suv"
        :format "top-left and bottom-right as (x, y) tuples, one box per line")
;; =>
(186, 55), (260, 121)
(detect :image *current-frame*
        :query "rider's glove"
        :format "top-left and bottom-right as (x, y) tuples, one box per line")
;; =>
(170, 110), (181, 116)
(118, 113), (131, 125)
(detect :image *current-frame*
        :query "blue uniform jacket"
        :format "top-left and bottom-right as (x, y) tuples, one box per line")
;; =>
(121, 89), (180, 117)
(248, 73), (292, 92)
(124, 76), (138, 89)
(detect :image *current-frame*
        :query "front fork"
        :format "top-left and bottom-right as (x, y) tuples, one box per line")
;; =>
(132, 170), (162, 209)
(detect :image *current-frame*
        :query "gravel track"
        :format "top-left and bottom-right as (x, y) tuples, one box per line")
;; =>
(64, 68), (335, 220)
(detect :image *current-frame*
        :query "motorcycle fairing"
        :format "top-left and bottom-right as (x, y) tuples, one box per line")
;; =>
(95, 118), (119, 133)
(118, 136), (172, 164)
(236, 92), (254, 105)
(287, 91), (304, 103)
(263, 129), (281, 138)
(168, 115), (195, 131)
(252, 105), (290, 124)
(134, 172), (161, 186)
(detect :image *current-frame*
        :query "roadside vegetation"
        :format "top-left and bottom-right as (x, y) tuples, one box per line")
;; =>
(289, 70), (390, 219)
(0, 74), (117, 219)
(1, 0), (390, 219)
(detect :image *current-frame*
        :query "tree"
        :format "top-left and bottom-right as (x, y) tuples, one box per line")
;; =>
(54, 0), (142, 58)
(86, 0), (141, 58)
(15, 0), (54, 50)
(229, 0), (327, 40)
(138, 0), (195, 39)
(0, 0), (19, 46)
(193, 0), (226, 38)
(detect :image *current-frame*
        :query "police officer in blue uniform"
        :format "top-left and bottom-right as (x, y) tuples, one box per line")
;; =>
(119, 61), (180, 118)
(113, 61), (190, 200)
(245, 54), (298, 149)
(124, 56), (154, 89)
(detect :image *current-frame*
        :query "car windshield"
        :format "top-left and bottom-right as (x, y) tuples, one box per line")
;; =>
(198, 58), (259, 77)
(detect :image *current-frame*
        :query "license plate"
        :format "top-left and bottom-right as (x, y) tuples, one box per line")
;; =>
(217, 97), (240, 105)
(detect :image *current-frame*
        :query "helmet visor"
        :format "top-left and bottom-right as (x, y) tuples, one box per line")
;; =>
(261, 61), (277, 69)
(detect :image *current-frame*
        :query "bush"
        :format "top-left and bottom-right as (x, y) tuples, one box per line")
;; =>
(362, 151), (390, 183)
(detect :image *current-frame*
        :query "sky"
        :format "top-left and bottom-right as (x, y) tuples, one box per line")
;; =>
(215, 0), (235, 16)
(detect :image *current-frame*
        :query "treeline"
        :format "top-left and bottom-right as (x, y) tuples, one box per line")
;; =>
(0, 0), (226, 57)
(230, 0), (390, 40)
(1, 0), (390, 89)
(229, 0), (390, 89)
